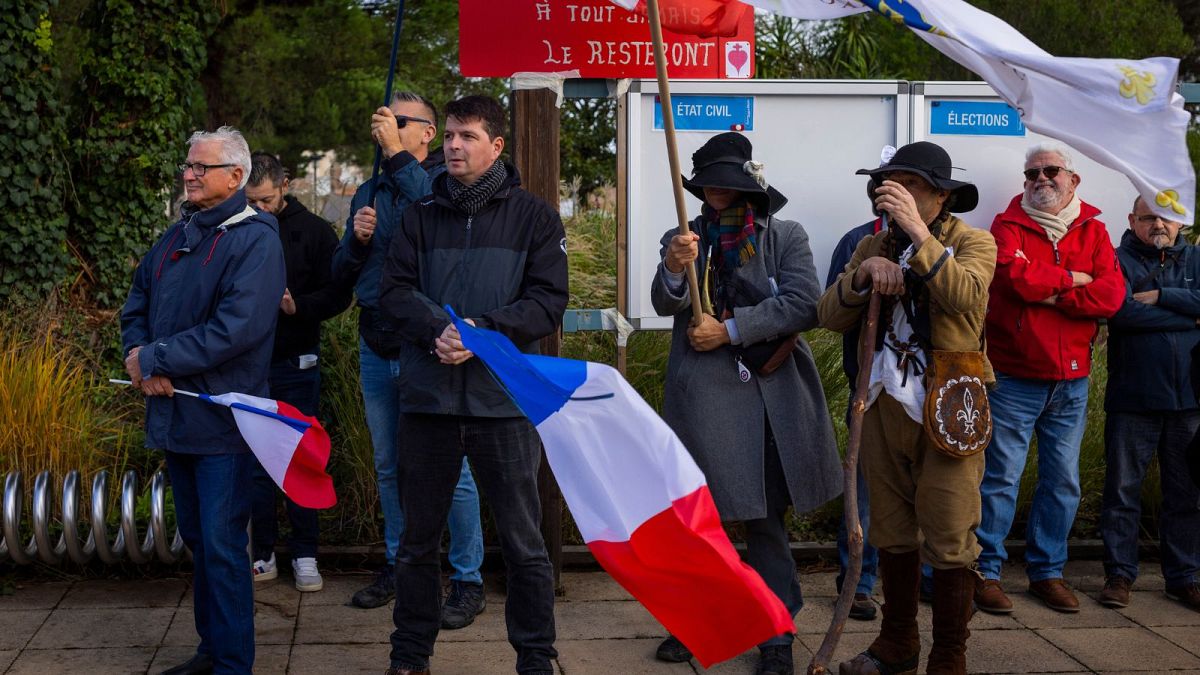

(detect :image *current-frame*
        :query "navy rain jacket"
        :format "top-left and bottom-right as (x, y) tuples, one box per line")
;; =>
(1106, 229), (1200, 413)
(121, 189), (287, 454)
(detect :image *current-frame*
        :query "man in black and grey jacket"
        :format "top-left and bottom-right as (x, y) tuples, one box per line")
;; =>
(1100, 195), (1200, 614)
(378, 95), (568, 675)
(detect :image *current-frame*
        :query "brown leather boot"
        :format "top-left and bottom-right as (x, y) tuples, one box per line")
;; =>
(839, 549), (921, 675)
(926, 567), (977, 675)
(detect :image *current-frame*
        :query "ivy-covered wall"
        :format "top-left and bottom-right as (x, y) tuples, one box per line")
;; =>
(0, 2), (71, 306)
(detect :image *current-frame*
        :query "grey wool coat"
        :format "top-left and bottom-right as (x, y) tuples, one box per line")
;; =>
(651, 215), (843, 522)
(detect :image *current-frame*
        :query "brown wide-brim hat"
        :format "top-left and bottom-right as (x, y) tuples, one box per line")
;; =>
(681, 132), (788, 215)
(856, 141), (978, 213)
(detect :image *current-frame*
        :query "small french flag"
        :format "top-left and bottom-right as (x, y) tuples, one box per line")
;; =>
(204, 392), (337, 509)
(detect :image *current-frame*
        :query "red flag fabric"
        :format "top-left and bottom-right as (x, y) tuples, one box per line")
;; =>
(632, 0), (751, 37)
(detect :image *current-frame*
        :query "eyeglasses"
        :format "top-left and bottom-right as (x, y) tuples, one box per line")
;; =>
(1023, 166), (1071, 181)
(395, 115), (432, 128)
(179, 162), (237, 177)
(1134, 214), (1174, 224)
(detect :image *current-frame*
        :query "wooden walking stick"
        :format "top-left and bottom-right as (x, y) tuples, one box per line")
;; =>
(809, 290), (883, 675)
(645, 0), (706, 324)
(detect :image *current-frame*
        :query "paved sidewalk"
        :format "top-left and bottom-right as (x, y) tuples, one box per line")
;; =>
(1, 560), (1197, 674)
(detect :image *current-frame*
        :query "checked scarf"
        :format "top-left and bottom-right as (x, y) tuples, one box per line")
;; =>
(447, 160), (508, 215)
(704, 202), (758, 269)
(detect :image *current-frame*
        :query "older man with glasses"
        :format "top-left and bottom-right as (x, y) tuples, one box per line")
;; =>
(1098, 196), (1200, 613)
(975, 142), (1126, 616)
(122, 126), (286, 674)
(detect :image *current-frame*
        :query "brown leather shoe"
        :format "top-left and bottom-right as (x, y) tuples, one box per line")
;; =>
(1166, 582), (1200, 612)
(1029, 578), (1079, 613)
(974, 578), (1013, 614)
(1098, 576), (1132, 608)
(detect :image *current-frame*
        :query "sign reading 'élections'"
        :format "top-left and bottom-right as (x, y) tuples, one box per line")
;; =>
(458, 0), (755, 79)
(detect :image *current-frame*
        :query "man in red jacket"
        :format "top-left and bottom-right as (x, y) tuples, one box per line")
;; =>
(975, 142), (1125, 615)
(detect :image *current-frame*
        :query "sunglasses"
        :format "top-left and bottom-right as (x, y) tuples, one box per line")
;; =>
(1023, 166), (1070, 181)
(395, 115), (432, 128)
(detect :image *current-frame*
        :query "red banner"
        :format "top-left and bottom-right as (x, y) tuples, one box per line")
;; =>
(458, 0), (755, 79)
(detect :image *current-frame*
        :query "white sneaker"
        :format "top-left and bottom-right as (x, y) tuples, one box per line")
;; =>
(252, 553), (278, 582)
(292, 556), (323, 592)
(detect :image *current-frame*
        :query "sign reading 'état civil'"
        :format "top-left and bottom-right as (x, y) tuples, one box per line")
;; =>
(458, 0), (755, 80)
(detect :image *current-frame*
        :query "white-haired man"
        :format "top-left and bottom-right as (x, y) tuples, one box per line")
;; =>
(122, 126), (286, 674)
(976, 142), (1125, 615)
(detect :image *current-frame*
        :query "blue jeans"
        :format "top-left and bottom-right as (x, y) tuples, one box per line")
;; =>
(166, 451), (255, 674)
(391, 414), (556, 674)
(977, 372), (1089, 582)
(359, 338), (483, 581)
(252, 358), (321, 560)
(1101, 411), (1200, 588)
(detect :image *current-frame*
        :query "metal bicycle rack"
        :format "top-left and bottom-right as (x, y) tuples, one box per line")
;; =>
(1, 469), (188, 565)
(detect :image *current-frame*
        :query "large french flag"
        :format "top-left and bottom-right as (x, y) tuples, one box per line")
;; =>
(452, 312), (793, 667)
(205, 392), (337, 509)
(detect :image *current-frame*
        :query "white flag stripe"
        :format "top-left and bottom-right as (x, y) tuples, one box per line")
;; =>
(208, 392), (297, 488)
(743, 0), (868, 19)
(537, 363), (706, 543)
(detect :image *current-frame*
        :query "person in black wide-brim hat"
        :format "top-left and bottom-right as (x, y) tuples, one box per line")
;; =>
(650, 132), (844, 675)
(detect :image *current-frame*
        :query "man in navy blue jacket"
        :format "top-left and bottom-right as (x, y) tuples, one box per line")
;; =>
(1100, 196), (1200, 613)
(121, 126), (286, 674)
(331, 93), (486, 619)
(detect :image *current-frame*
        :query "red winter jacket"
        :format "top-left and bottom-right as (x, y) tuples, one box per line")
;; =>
(986, 195), (1125, 380)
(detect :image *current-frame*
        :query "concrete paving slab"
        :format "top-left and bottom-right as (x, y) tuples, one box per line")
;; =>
(1150, 626), (1200, 657)
(59, 578), (185, 609)
(553, 599), (666, 641)
(148, 644), (292, 674)
(1118, 592), (1200, 627)
(795, 599), (888, 634)
(293, 601), (394, 644)
(800, 572), (841, 598)
(295, 573), (370, 606)
(163, 607), (200, 647)
(796, 627), (886, 670)
(1038, 626), (1200, 672)
(28, 607), (173, 649)
(1096, 671), (1200, 675)
(963, 627), (1086, 673)
(255, 600), (299, 645)
(559, 572), (634, 602)
(429, 639), (535, 674)
(254, 578), (304, 611)
(0, 582), (70, 610)
(1008, 588), (1138, 629)
(556, 638), (694, 674)
(421, 602), (509, 643)
(0, 610), (49, 650)
(0, 649), (16, 671)
(5, 646), (156, 674)
(698, 641), (813, 674)
(289, 642), (391, 674)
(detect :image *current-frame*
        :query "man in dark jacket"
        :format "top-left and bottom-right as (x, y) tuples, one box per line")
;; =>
(378, 95), (568, 675)
(121, 126), (286, 674)
(1099, 195), (1200, 613)
(244, 152), (352, 593)
(331, 93), (486, 616)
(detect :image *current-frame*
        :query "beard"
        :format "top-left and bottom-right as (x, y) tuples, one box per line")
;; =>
(1151, 232), (1173, 250)
(1026, 184), (1063, 212)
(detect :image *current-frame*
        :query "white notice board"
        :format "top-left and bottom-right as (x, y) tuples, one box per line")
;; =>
(625, 79), (910, 329)
(912, 81), (1138, 246)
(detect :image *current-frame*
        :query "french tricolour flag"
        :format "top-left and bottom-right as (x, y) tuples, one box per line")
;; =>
(452, 311), (793, 667)
(205, 392), (337, 509)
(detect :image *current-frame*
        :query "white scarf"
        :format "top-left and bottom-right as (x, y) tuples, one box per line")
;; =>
(1021, 193), (1081, 243)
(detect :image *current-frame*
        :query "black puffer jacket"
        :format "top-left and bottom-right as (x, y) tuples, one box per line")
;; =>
(1106, 229), (1200, 413)
(378, 163), (568, 417)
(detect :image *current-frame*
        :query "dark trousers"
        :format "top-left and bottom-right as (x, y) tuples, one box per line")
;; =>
(742, 423), (804, 648)
(390, 414), (557, 674)
(1102, 410), (1200, 587)
(251, 359), (321, 560)
(166, 451), (255, 674)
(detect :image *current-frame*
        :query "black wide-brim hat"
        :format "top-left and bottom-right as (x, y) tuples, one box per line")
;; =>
(856, 141), (978, 213)
(681, 132), (788, 215)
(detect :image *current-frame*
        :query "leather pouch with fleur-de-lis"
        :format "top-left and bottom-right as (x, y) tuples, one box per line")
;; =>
(922, 350), (991, 458)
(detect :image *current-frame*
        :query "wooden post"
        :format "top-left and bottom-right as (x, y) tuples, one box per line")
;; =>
(512, 87), (565, 594)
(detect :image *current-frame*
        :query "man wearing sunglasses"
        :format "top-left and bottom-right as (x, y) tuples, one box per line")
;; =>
(977, 142), (1125, 615)
(331, 93), (487, 623)
(1099, 196), (1200, 613)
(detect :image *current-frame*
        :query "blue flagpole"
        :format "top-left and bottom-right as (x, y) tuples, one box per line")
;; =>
(367, 0), (409, 205)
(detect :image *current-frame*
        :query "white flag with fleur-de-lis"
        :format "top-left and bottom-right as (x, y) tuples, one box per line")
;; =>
(739, 0), (1196, 225)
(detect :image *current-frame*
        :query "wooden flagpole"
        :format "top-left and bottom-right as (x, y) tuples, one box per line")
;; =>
(645, 0), (705, 324)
